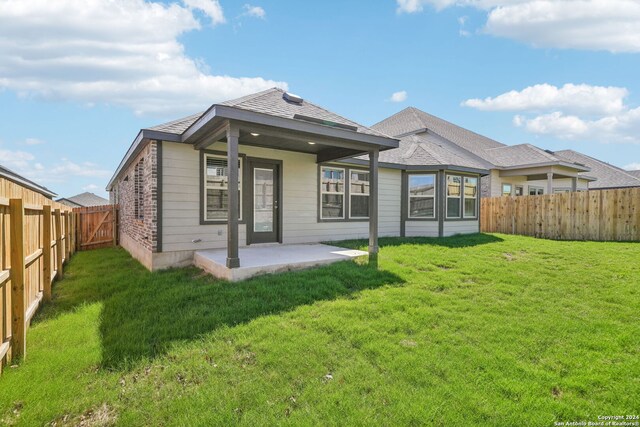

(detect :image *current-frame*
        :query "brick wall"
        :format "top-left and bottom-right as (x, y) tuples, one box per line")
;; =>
(110, 141), (158, 252)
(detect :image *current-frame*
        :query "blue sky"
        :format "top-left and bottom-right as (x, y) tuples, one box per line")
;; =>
(2, 0), (640, 198)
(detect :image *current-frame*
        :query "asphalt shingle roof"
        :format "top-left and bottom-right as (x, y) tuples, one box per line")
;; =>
(627, 170), (640, 179)
(482, 144), (563, 168)
(58, 192), (110, 207)
(147, 88), (386, 138)
(0, 164), (56, 197)
(355, 131), (490, 171)
(553, 150), (640, 189)
(372, 107), (505, 158)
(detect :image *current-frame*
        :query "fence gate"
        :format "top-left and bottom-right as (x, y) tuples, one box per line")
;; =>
(74, 204), (118, 250)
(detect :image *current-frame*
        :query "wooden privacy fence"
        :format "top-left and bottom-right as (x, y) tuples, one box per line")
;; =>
(481, 188), (640, 241)
(73, 204), (118, 250)
(0, 196), (75, 372)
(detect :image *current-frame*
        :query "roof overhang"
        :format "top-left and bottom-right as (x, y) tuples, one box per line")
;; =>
(498, 161), (591, 173)
(106, 128), (182, 190)
(182, 105), (398, 149)
(339, 158), (490, 176)
(108, 105), (399, 191)
(0, 167), (57, 198)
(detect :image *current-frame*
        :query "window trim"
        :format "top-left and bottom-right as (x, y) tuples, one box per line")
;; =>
(407, 173), (437, 220)
(319, 166), (346, 220)
(528, 185), (544, 196)
(199, 149), (247, 225)
(463, 176), (478, 219)
(348, 169), (370, 219)
(515, 185), (524, 196)
(317, 164), (370, 222)
(445, 174), (463, 219)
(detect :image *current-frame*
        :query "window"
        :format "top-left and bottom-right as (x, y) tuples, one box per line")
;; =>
(349, 170), (370, 218)
(204, 154), (242, 221)
(463, 176), (478, 218)
(528, 186), (544, 196)
(515, 185), (524, 196)
(134, 158), (144, 220)
(553, 188), (570, 194)
(320, 167), (345, 219)
(446, 175), (462, 218)
(502, 183), (512, 196)
(408, 174), (436, 218)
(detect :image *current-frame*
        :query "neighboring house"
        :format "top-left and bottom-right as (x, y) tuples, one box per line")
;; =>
(107, 88), (488, 271)
(372, 108), (594, 197)
(57, 192), (110, 208)
(0, 164), (57, 199)
(551, 150), (640, 190)
(628, 170), (640, 179)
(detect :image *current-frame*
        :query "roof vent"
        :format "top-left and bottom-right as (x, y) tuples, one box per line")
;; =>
(283, 92), (303, 104)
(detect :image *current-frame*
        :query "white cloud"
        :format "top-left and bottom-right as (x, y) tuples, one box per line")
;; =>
(390, 90), (408, 102)
(396, 0), (640, 53)
(243, 4), (266, 19)
(0, 0), (287, 116)
(463, 83), (628, 116)
(0, 148), (111, 185)
(467, 83), (640, 143)
(82, 184), (100, 191)
(513, 108), (640, 143)
(183, 0), (225, 25)
(23, 138), (45, 145)
(623, 162), (640, 170)
(0, 149), (35, 170)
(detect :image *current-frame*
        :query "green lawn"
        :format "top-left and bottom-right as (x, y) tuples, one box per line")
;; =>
(1, 234), (638, 426)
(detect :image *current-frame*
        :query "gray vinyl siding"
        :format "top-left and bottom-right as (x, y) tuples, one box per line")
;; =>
(161, 141), (401, 252)
(443, 220), (479, 236)
(405, 221), (439, 237)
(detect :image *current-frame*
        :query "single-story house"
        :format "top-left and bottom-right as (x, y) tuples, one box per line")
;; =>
(372, 107), (597, 197)
(57, 191), (110, 208)
(0, 164), (57, 199)
(551, 150), (640, 190)
(107, 88), (489, 275)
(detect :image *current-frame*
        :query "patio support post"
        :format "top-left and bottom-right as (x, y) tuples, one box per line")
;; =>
(368, 148), (379, 256)
(226, 123), (240, 268)
(546, 172), (553, 194)
(571, 177), (578, 192)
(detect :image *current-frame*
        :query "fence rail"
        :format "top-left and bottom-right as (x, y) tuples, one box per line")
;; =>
(1, 178), (76, 373)
(480, 188), (640, 241)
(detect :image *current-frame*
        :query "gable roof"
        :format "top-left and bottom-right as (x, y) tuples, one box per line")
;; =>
(109, 88), (398, 190)
(627, 170), (640, 179)
(372, 107), (590, 172)
(372, 107), (505, 158)
(0, 164), (57, 198)
(57, 192), (110, 207)
(553, 150), (640, 189)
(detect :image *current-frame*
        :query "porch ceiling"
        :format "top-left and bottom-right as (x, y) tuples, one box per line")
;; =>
(194, 119), (388, 163)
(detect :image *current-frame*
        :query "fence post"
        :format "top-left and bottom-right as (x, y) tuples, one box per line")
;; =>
(42, 205), (52, 302)
(9, 199), (26, 360)
(64, 211), (71, 262)
(54, 209), (63, 280)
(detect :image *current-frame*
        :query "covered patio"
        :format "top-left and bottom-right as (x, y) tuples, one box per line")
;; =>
(499, 163), (594, 194)
(180, 89), (399, 279)
(194, 243), (369, 281)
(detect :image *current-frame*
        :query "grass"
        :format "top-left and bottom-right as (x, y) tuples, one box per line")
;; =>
(0, 234), (638, 426)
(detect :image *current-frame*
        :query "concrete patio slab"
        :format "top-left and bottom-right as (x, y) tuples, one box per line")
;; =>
(193, 243), (368, 281)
